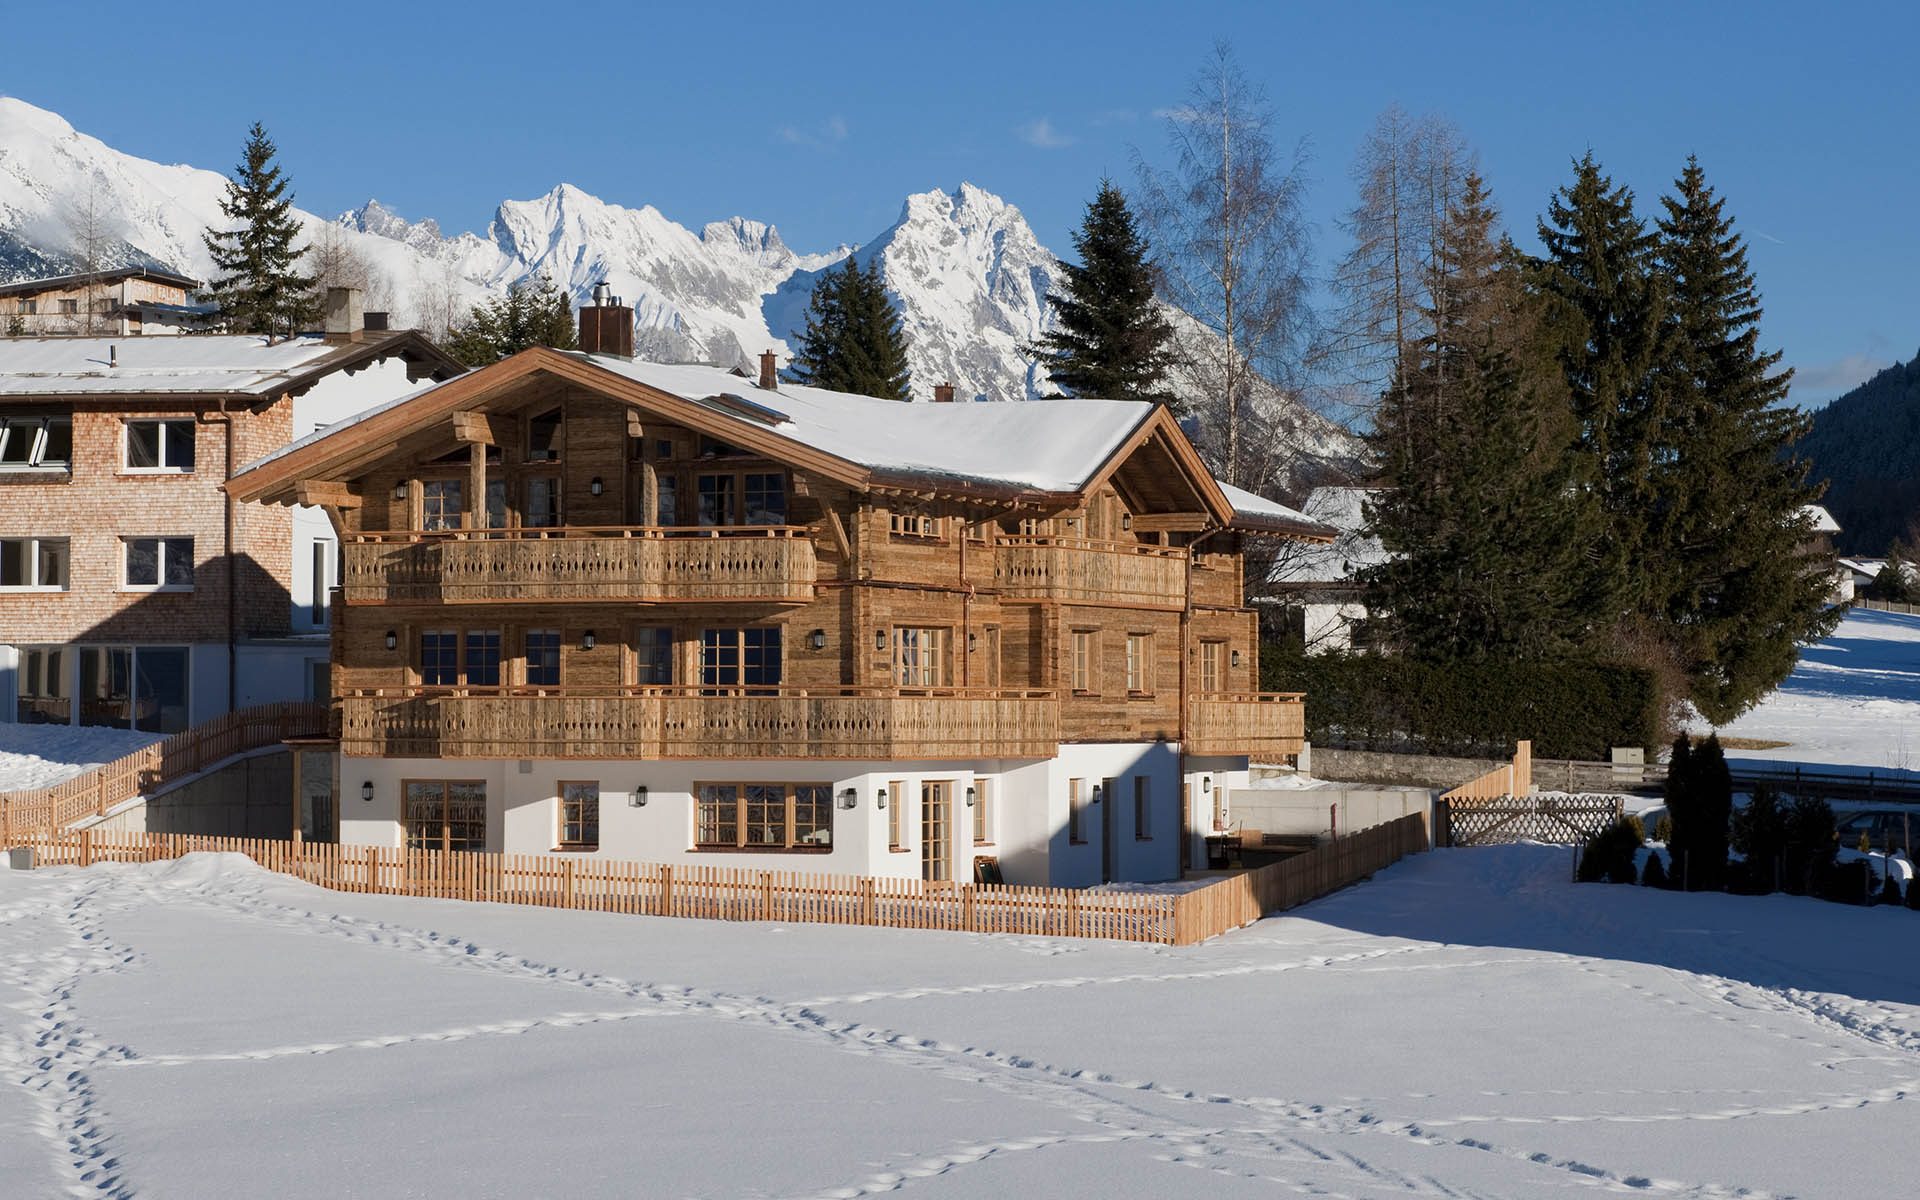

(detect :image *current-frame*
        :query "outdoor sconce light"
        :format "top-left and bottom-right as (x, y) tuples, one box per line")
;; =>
(876, 787), (889, 810)
(838, 787), (858, 810)
(392, 483), (407, 500)
(875, 629), (888, 651)
(1121, 513), (1132, 531)
(384, 630), (398, 651)
(630, 786), (647, 808)
(582, 630), (597, 650)
(590, 476), (605, 497)
(1201, 775), (1213, 793)
(965, 785), (977, 808)
(1091, 784), (1103, 805)
(967, 632), (977, 653)
(1231, 649), (1242, 667)
(809, 628), (827, 651)
(360, 780), (374, 803)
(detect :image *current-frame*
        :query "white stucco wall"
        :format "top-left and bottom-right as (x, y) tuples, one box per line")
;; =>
(1304, 601), (1368, 654)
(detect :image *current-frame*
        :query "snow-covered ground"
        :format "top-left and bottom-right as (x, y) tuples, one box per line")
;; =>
(2, 847), (1913, 1198)
(1702, 607), (1920, 772)
(0, 725), (160, 792)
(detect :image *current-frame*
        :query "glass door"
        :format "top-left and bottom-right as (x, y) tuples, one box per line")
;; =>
(920, 782), (952, 882)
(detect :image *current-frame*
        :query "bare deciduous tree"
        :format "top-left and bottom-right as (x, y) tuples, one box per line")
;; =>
(408, 256), (466, 343)
(65, 175), (117, 334)
(1135, 41), (1318, 490)
(308, 222), (396, 314)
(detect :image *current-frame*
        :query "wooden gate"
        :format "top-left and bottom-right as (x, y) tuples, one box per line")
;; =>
(1444, 794), (1623, 846)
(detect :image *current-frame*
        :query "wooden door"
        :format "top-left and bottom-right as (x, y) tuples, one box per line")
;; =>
(920, 781), (951, 882)
(1101, 776), (1118, 884)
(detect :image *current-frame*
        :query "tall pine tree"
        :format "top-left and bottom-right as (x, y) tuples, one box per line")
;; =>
(1647, 158), (1837, 720)
(446, 276), (578, 366)
(203, 123), (317, 341)
(1026, 181), (1177, 405)
(1364, 173), (1604, 658)
(788, 257), (911, 399)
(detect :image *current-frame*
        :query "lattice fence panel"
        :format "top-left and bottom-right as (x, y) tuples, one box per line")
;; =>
(1445, 795), (1624, 846)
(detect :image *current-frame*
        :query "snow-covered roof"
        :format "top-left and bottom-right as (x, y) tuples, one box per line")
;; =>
(1267, 485), (1389, 584)
(1216, 481), (1332, 537)
(582, 356), (1150, 494)
(0, 333), (397, 398)
(1800, 504), (1840, 534)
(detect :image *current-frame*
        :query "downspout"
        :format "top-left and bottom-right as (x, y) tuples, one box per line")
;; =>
(1181, 519), (1224, 873)
(223, 398), (237, 711)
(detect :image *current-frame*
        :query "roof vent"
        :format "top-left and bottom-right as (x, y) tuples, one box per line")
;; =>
(323, 287), (365, 343)
(363, 311), (389, 332)
(578, 283), (634, 358)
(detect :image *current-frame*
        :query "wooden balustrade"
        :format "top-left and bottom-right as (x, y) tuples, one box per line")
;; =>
(994, 536), (1189, 606)
(1185, 692), (1306, 758)
(340, 686), (1061, 761)
(342, 526), (817, 605)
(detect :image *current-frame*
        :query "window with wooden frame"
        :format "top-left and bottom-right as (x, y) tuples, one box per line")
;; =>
(0, 537), (68, 590)
(888, 778), (907, 850)
(1068, 778), (1087, 844)
(558, 781), (599, 849)
(972, 778), (993, 844)
(418, 629), (500, 688)
(1070, 629), (1096, 693)
(696, 472), (736, 526)
(742, 472), (787, 525)
(894, 626), (945, 688)
(1134, 776), (1151, 840)
(1125, 633), (1152, 694)
(122, 537), (193, 591)
(633, 626), (672, 685)
(403, 780), (486, 853)
(889, 509), (944, 539)
(523, 476), (561, 528)
(525, 629), (561, 686)
(701, 627), (781, 690)
(124, 418), (194, 473)
(420, 478), (465, 531)
(1200, 640), (1226, 694)
(525, 408), (562, 462)
(692, 468), (789, 526)
(695, 782), (831, 850)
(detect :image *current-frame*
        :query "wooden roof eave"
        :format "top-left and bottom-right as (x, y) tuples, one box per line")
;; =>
(1077, 405), (1237, 528)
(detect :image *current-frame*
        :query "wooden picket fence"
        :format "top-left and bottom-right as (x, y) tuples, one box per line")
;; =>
(12, 815), (1432, 946)
(1439, 739), (1533, 803)
(0, 703), (327, 843)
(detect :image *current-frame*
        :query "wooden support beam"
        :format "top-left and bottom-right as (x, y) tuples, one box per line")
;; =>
(451, 410), (512, 446)
(1130, 513), (1211, 533)
(626, 410), (646, 439)
(295, 480), (360, 509)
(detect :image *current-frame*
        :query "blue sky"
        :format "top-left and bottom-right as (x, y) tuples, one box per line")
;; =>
(6, 0), (1914, 405)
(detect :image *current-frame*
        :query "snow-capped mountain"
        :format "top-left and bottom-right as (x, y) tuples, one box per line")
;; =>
(0, 95), (1359, 476)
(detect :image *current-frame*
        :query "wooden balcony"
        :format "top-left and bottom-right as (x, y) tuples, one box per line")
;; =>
(341, 527), (816, 605)
(339, 686), (1061, 761)
(994, 536), (1188, 606)
(1186, 692), (1306, 759)
(1189, 555), (1244, 608)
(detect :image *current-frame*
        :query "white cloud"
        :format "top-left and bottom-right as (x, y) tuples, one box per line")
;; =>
(1152, 104), (1201, 122)
(1789, 352), (1893, 402)
(1017, 117), (1073, 150)
(778, 116), (850, 149)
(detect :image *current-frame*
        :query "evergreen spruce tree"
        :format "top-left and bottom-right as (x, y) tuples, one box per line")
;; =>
(1363, 174), (1603, 658)
(1025, 181), (1178, 406)
(788, 257), (911, 399)
(203, 123), (318, 341)
(445, 276), (578, 367)
(1647, 158), (1838, 721)
(1867, 541), (1919, 602)
(1535, 154), (1664, 604)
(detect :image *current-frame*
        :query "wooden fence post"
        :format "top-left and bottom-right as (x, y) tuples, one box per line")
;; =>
(563, 859), (578, 909)
(860, 877), (876, 925)
(658, 864), (673, 917)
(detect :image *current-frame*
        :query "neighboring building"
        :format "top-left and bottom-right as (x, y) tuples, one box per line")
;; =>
(228, 298), (1334, 887)
(1262, 484), (1387, 654)
(1799, 504), (1851, 605)
(1840, 555), (1885, 598)
(0, 267), (215, 336)
(0, 292), (463, 733)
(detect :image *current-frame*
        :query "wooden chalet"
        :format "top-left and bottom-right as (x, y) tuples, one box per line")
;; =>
(228, 298), (1333, 887)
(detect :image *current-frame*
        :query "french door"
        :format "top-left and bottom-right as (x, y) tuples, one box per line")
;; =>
(921, 782), (952, 882)
(404, 780), (487, 853)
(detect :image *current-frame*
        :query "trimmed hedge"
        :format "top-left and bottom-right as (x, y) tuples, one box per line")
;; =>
(1261, 645), (1664, 761)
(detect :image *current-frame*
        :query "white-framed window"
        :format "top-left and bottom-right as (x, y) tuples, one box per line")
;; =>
(0, 537), (68, 590)
(122, 537), (193, 591)
(124, 419), (195, 473)
(0, 414), (72, 470)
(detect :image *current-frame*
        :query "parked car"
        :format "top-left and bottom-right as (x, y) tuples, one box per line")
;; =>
(1834, 809), (1917, 848)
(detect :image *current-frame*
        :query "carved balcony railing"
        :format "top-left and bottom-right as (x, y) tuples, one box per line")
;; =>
(994, 536), (1189, 606)
(339, 686), (1060, 761)
(1186, 692), (1306, 759)
(342, 526), (817, 605)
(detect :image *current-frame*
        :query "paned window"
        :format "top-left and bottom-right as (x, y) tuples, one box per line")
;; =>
(526, 409), (562, 461)
(1071, 630), (1095, 693)
(525, 629), (561, 687)
(656, 475), (679, 526)
(421, 479), (464, 531)
(889, 511), (942, 538)
(124, 537), (193, 590)
(420, 631), (459, 686)
(310, 542), (329, 623)
(696, 782), (831, 849)
(743, 473), (787, 525)
(0, 537), (68, 589)
(125, 419), (194, 472)
(701, 628), (781, 689)
(17, 647), (69, 724)
(895, 627), (945, 688)
(1200, 640), (1225, 694)
(404, 780), (486, 853)
(888, 778), (906, 850)
(464, 630), (501, 687)
(1126, 633), (1152, 694)
(972, 778), (993, 844)
(559, 781), (599, 848)
(0, 414), (71, 469)
(635, 627), (672, 685)
(696, 473), (735, 526)
(524, 476), (561, 528)
(417, 629), (500, 687)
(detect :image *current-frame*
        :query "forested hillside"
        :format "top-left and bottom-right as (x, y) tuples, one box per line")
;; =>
(1799, 350), (1920, 553)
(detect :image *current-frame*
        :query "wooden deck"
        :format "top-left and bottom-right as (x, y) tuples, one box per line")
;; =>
(342, 526), (817, 605)
(1186, 693), (1307, 758)
(994, 535), (1188, 606)
(339, 686), (1062, 760)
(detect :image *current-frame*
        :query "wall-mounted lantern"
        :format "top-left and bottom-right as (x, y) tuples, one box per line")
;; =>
(630, 785), (647, 808)
(809, 628), (827, 651)
(1201, 775), (1213, 793)
(589, 476), (605, 497)
(837, 787), (858, 810)
(967, 632), (977, 653)
(582, 630), (597, 651)
(1091, 783), (1103, 804)
(1231, 649), (1242, 668)
(384, 630), (398, 651)
(965, 785), (977, 808)
(876, 787), (888, 810)
(392, 483), (407, 500)
(874, 629), (888, 651)
(360, 780), (374, 803)
(1121, 513), (1132, 531)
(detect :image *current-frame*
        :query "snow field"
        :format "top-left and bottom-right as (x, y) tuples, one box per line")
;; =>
(1, 846), (1915, 1197)
(0, 724), (162, 793)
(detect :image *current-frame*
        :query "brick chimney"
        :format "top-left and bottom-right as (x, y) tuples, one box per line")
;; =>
(323, 287), (364, 343)
(758, 350), (778, 390)
(578, 281), (634, 357)
(932, 381), (955, 403)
